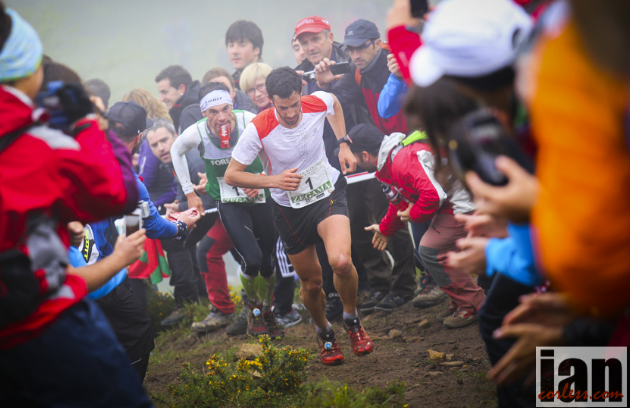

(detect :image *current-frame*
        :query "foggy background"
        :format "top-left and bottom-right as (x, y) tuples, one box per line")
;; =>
(7, 0), (393, 103)
(7, 0), (393, 290)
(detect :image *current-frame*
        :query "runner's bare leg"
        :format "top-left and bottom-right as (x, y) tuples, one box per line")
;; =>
(317, 214), (358, 315)
(287, 245), (328, 329)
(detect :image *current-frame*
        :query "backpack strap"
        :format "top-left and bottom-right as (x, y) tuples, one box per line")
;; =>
(0, 121), (40, 155)
(390, 131), (428, 163)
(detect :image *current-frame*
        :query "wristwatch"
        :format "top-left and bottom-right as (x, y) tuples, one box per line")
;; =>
(337, 135), (353, 147)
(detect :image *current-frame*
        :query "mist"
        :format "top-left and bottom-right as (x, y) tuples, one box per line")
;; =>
(8, 0), (391, 102)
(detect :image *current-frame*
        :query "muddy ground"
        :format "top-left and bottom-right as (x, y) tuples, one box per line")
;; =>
(145, 298), (498, 408)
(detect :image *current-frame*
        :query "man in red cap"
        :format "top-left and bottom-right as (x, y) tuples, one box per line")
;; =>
(295, 16), (351, 95)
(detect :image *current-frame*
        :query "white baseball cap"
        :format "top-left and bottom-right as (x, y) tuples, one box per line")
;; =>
(410, 0), (533, 87)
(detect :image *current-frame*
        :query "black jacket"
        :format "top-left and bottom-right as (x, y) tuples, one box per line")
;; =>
(296, 42), (368, 172)
(234, 89), (257, 114)
(169, 80), (203, 134)
(328, 48), (408, 135)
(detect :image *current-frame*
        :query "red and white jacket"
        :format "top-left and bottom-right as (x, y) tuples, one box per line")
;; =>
(375, 133), (474, 237)
(0, 85), (137, 349)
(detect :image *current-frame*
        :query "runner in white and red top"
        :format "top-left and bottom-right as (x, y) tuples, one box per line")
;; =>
(225, 67), (374, 366)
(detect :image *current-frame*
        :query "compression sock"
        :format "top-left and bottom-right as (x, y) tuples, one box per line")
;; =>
(260, 273), (276, 309)
(343, 310), (358, 320)
(316, 322), (333, 334)
(239, 269), (259, 305)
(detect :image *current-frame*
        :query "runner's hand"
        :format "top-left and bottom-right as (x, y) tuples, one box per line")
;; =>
(397, 206), (412, 222)
(243, 188), (260, 198)
(466, 156), (539, 224)
(112, 229), (146, 266)
(338, 144), (357, 174)
(272, 168), (302, 191)
(387, 53), (402, 79)
(365, 224), (391, 251)
(445, 236), (488, 275)
(186, 192), (205, 215)
(315, 58), (343, 90)
(193, 172), (208, 195)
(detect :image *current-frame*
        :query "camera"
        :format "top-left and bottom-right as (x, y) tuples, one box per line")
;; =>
(448, 109), (534, 186)
(36, 81), (93, 134)
(301, 62), (352, 83)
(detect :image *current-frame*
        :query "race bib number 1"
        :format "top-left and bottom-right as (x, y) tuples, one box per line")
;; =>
(217, 177), (266, 204)
(287, 159), (335, 209)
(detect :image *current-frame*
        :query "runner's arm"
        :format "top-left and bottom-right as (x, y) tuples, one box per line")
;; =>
(224, 158), (302, 191)
(326, 93), (357, 174)
(170, 131), (199, 195)
(170, 129), (206, 213)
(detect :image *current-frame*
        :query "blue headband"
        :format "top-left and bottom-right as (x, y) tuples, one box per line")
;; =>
(0, 9), (43, 82)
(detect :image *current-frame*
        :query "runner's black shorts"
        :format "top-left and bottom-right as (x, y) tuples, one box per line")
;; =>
(272, 176), (349, 255)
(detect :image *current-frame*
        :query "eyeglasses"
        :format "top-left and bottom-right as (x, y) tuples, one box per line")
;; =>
(246, 83), (267, 96)
(346, 39), (377, 53)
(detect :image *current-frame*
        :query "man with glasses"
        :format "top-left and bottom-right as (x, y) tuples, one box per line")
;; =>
(314, 19), (417, 315)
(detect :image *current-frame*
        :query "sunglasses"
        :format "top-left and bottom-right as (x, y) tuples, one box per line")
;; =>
(346, 39), (377, 53)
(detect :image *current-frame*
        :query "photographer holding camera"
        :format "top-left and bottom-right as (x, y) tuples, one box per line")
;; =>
(0, 6), (154, 407)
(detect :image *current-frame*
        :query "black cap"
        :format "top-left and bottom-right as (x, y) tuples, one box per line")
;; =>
(108, 101), (154, 137)
(335, 123), (385, 156)
(344, 19), (380, 47)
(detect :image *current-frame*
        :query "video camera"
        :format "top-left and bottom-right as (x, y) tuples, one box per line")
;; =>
(301, 62), (352, 83)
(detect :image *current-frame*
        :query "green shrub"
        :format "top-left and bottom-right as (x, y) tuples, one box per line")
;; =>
(304, 379), (407, 408)
(154, 335), (310, 408)
(147, 289), (176, 333)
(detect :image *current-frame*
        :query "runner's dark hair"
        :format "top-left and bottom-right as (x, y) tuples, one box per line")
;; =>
(265, 67), (302, 100)
(199, 81), (230, 100)
(155, 65), (192, 90)
(225, 20), (264, 60)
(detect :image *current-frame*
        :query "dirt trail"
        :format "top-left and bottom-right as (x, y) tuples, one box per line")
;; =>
(145, 299), (498, 407)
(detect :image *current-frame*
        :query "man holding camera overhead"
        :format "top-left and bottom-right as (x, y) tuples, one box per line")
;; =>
(315, 20), (417, 315)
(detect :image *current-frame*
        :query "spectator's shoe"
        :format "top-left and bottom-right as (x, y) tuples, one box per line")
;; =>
(414, 273), (431, 296)
(443, 308), (478, 329)
(317, 329), (344, 365)
(246, 304), (268, 338)
(191, 306), (234, 333)
(373, 294), (413, 312)
(436, 303), (458, 323)
(325, 293), (343, 322)
(343, 317), (374, 356)
(161, 306), (186, 328)
(412, 277), (446, 308)
(263, 310), (285, 339)
(225, 306), (248, 336)
(274, 308), (303, 328)
(359, 291), (387, 315)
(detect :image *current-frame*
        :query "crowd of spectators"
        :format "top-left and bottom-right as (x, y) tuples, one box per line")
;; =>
(1, 0), (629, 406)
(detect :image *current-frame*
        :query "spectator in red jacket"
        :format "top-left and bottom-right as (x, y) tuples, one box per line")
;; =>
(352, 124), (486, 329)
(0, 6), (151, 407)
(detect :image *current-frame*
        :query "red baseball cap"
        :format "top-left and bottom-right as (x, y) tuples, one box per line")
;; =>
(295, 16), (331, 37)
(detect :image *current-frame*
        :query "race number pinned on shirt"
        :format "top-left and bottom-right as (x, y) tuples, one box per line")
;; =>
(287, 159), (335, 209)
(217, 177), (266, 204)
